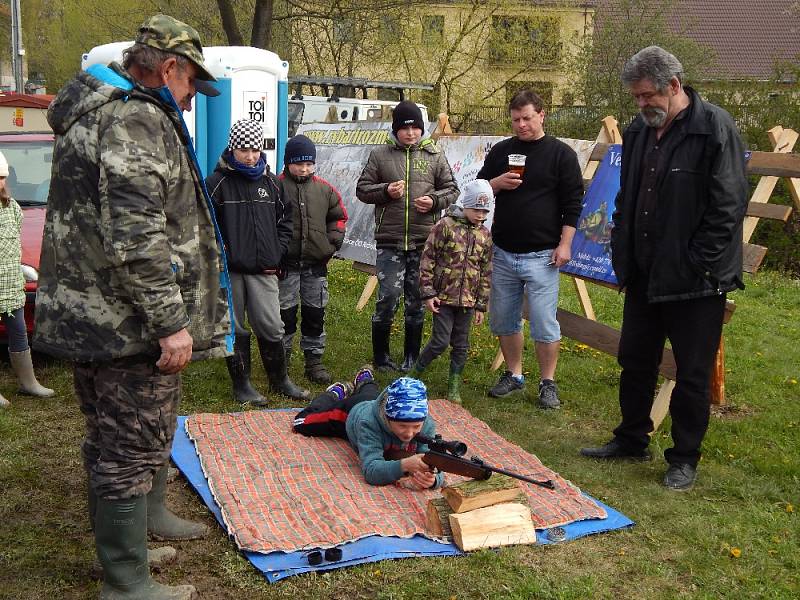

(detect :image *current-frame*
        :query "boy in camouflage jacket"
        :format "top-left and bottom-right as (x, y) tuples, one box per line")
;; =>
(411, 179), (493, 403)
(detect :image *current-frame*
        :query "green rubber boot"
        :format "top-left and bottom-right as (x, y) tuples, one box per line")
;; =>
(89, 482), (177, 579)
(147, 466), (208, 541)
(95, 495), (196, 599)
(407, 361), (426, 380)
(447, 367), (463, 404)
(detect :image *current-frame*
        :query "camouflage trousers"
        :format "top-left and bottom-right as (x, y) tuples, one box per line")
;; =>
(372, 248), (424, 327)
(278, 265), (329, 354)
(74, 355), (180, 500)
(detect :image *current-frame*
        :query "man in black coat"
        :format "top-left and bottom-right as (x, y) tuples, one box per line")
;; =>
(581, 46), (749, 491)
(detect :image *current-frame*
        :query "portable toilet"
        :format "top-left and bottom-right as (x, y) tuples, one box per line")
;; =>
(81, 44), (289, 176)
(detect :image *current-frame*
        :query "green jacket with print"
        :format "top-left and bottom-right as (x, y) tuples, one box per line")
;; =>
(356, 133), (459, 250)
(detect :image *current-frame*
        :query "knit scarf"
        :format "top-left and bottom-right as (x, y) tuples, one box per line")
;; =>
(227, 151), (267, 180)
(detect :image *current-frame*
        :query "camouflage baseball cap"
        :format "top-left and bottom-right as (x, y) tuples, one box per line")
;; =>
(136, 14), (216, 84)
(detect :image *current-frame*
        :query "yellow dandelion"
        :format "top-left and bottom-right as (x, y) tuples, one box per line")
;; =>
(729, 547), (741, 558)
(787, 504), (794, 513)
(789, 379), (798, 385)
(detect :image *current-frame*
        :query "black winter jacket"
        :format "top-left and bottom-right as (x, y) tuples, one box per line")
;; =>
(279, 171), (348, 268)
(206, 152), (293, 274)
(611, 87), (749, 302)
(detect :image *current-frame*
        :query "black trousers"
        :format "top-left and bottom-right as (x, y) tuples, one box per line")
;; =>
(417, 305), (474, 372)
(293, 381), (380, 439)
(613, 280), (726, 467)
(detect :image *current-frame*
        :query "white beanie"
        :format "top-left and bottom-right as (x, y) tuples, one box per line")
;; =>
(0, 151), (8, 177)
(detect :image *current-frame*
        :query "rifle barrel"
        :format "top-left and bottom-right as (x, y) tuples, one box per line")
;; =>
(473, 459), (555, 490)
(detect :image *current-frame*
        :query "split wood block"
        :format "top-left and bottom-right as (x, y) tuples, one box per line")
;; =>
(448, 502), (537, 551)
(425, 497), (454, 538)
(442, 474), (527, 513)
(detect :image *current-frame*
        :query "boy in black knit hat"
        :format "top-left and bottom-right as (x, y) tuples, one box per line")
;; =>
(278, 135), (348, 384)
(356, 101), (459, 372)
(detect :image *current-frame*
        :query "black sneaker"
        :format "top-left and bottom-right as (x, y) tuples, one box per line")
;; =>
(663, 463), (697, 491)
(538, 379), (560, 409)
(580, 439), (652, 462)
(488, 371), (525, 398)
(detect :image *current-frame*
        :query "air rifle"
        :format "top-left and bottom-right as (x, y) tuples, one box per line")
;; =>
(387, 434), (555, 490)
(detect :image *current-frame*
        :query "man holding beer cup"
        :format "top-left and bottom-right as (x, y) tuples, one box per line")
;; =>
(476, 89), (583, 408)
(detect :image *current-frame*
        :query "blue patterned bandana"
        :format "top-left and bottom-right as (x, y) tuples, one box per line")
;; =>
(384, 377), (428, 422)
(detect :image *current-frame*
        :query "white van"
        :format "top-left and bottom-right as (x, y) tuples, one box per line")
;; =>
(287, 76), (431, 136)
(288, 97), (429, 137)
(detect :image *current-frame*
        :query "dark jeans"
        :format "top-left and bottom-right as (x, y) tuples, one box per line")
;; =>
(417, 305), (474, 372)
(372, 248), (423, 328)
(1, 307), (28, 352)
(613, 280), (726, 467)
(293, 381), (380, 439)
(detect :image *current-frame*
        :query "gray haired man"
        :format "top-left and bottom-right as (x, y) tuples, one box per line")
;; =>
(36, 14), (229, 599)
(580, 46), (748, 491)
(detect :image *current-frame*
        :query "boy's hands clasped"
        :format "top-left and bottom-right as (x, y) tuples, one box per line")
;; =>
(386, 180), (434, 213)
(399, 454), (436, 489)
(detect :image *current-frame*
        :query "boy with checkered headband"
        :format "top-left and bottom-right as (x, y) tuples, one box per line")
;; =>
(207, 119), (310, 404)
(294, 372), (444, 490)
(410, 179), (494, 403)
(278, 135), (348, 385)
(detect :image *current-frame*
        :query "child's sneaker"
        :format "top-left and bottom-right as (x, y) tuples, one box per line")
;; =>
(325, 381), (353, 402)
(353, 364), (374, 390)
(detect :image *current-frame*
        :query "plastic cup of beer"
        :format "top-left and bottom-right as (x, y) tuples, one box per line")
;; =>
(508, 154), (526, 176)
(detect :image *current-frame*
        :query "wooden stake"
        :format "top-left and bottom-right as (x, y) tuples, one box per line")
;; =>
(448, 503), (537, 551)
(426, 497), (454, 537)
(441, 474), (525, 513)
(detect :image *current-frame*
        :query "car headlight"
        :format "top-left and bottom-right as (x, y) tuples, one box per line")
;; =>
(21, 264), (39, 283)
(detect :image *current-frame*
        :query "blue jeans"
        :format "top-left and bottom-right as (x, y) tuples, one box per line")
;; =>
(489, 246), (560, 343)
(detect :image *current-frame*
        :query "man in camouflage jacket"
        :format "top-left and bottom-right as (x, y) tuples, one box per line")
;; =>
(34, 15), (231, 599)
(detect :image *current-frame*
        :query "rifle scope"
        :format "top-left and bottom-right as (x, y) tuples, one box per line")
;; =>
(414, 434), (468, 457)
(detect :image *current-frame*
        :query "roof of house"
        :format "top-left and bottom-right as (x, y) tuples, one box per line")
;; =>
(0, 93), (54, 109)
(596, 0), (800, 80)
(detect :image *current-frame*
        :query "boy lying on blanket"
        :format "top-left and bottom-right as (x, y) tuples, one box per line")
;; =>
(294, 368), (443, 490)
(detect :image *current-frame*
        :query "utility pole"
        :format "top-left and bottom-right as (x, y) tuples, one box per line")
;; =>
(11, 0), (25, 92)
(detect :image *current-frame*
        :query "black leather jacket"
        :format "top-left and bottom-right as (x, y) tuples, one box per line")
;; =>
(611, 87), (749, 302)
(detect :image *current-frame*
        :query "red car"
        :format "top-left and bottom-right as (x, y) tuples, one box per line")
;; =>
(0, 132), (53, 341)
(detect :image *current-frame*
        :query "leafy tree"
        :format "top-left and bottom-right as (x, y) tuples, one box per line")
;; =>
(564, 0), (711, 126)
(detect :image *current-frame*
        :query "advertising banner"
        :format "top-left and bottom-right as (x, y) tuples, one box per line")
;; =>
(560, 144), (621, 286)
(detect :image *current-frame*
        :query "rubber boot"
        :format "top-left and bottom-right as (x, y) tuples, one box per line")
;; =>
(257, 337), (310, 401)
(89, 483), (176, 579)
(371, 321), (400, 372)
(407, 361), (426, 380)
(95, 495), (196, 599)
(304, 350), (332, 384)
(9, 349), (54, 397)
(225, 335), (268, 406)
(401, 321), (424, 372)
(147, 466), (208, 541)
(447, 367), (464, 404)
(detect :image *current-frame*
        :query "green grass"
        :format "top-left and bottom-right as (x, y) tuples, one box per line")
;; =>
(0, 261), (798, 599)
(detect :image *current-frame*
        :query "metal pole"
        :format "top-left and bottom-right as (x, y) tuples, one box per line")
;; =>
(11, 0), (25, 92)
